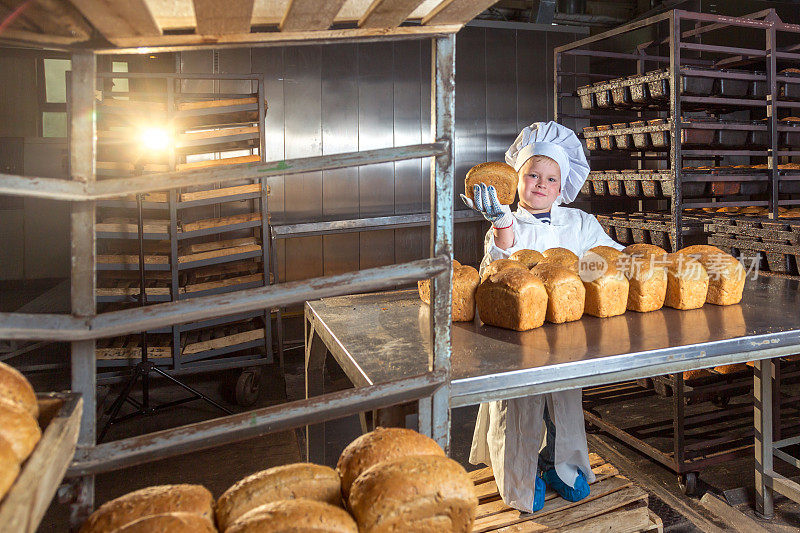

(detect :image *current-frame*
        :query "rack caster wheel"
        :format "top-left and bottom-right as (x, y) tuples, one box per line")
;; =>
(235, 368), (261, 407)
(679, 472), (699, 496)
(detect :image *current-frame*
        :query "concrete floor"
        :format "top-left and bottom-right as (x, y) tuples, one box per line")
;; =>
(6, 305), (796, 531)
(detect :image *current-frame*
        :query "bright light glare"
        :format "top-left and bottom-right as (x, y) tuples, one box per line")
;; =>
(140, 126), (170, 152)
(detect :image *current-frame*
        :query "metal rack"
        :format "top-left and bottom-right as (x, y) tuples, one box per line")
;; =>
(555, 8), (800, 251)
(0, 0), (483, 525)
(555, 8), (800, 499)
(90, 73), (274, 405)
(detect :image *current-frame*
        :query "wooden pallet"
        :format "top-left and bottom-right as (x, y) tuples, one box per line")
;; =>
(470, 453), (652, 532)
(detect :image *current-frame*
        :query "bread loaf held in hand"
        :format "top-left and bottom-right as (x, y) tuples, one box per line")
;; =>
(476, 268), (548, 331)
(418, 259), (480, 322)
(464, 162), (518, 205)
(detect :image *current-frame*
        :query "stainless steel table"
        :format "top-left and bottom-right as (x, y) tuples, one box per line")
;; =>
(304, 275), (800, 516)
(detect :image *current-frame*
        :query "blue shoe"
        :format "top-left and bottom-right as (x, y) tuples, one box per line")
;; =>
(531, 475), (546, 512)
(543, 469), (590, 502)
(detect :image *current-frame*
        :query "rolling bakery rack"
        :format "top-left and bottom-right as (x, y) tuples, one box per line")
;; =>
(0, 0), (497, 528)
(555, 8), (800, 497)
(91, 71), (274, 410)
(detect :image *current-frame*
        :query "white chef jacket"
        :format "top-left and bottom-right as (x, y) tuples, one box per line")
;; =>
(469, 202), (624, 513)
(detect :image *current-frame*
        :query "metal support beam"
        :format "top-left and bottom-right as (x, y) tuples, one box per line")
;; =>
(0, 256), (450, 341)
(0, 143), (447, 201)
(669, 11), (683, 250)
(68, 50), (96, 527)
(427, 34), (455, 452)
(68, 370), (446, 476)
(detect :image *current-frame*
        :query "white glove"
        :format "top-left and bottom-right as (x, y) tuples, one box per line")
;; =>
(460, 183), (514, 229)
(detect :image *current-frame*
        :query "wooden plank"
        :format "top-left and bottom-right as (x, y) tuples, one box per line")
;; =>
(96, 287), (171, 297)
(180, 183), (263, 203)
(181, 212), (261, 232)
(178, 243), (262, 264)
(96, 220), (170, 233)
(279, 0), (350, 31)
(183, 273), (264, 294)
(96, 254), (169, 265)
(70, 0), (162, 38)
(177, 96), (258, 111)
(193, 0), (255, 35)
(422, 0), (495, 25)
(473, 475), (636, 533)
(5, 0), (92, 40)
(96, 346), (172, 360)
(0, 393), (82, 533)
(553, 500), (650, 533)
(187, 236), (259, 254)
(177, 125), (259, 143)
(183, 327), (264, 355)
(176, 154), (260, 172)
(359, 0), (427, 28)
(101, 23), (463, 49)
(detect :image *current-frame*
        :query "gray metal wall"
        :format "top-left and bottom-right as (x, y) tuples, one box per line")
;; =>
(196, 24), (582, 281)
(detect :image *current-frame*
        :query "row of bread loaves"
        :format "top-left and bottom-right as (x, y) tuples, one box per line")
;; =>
(0, 361), (41, 502)
(475, 244), (745, 331)
(81, 427), (477, 533)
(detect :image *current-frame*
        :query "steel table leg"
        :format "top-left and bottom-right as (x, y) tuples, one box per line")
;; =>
(755, 358), (774, 519)
(305, 318), (327, 464)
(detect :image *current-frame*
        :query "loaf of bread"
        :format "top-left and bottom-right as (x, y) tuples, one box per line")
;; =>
(623, 243), (668, 257)
(79, 484), (214, 533)
(0, 361), (38, 417)
(418, 259), (480, 322)
(113, 513), (216, 533)
(476, 268), (548, 331)
(588, 246), (666, 312)
(480, 258), (528, 283)
(465, 162), (518, 205)
(541, 247), (579, 272)
(714, 363), (748, 374)
(0, 436), (19, 501)
(336, 427), (444, 501)
(509, 249), (545, 269)
(0, 400), (40, 462)
(663, 253), (709, 310)
(580, 252), (629, 318)
(216, 463), (342, 531)
(348, 455), (477, 533)
(226, 499), (357, 533)
(683, 369), (713, 382)
(677, 245), (745, 305)
(530, 263), (585, 323)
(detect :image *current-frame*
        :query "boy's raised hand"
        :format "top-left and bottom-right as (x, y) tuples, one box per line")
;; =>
(460, 183), (514, 229)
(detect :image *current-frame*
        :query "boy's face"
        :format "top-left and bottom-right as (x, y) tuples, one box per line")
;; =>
(517, 156), (561, 213)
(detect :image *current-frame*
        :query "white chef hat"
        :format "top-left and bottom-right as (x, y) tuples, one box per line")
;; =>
(504, 121), (590, 205)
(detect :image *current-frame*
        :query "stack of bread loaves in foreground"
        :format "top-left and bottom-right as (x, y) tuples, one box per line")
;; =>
(0, 361), (41, 502)
(419, 243), (746, 331)
(79, 427), (477, 533)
